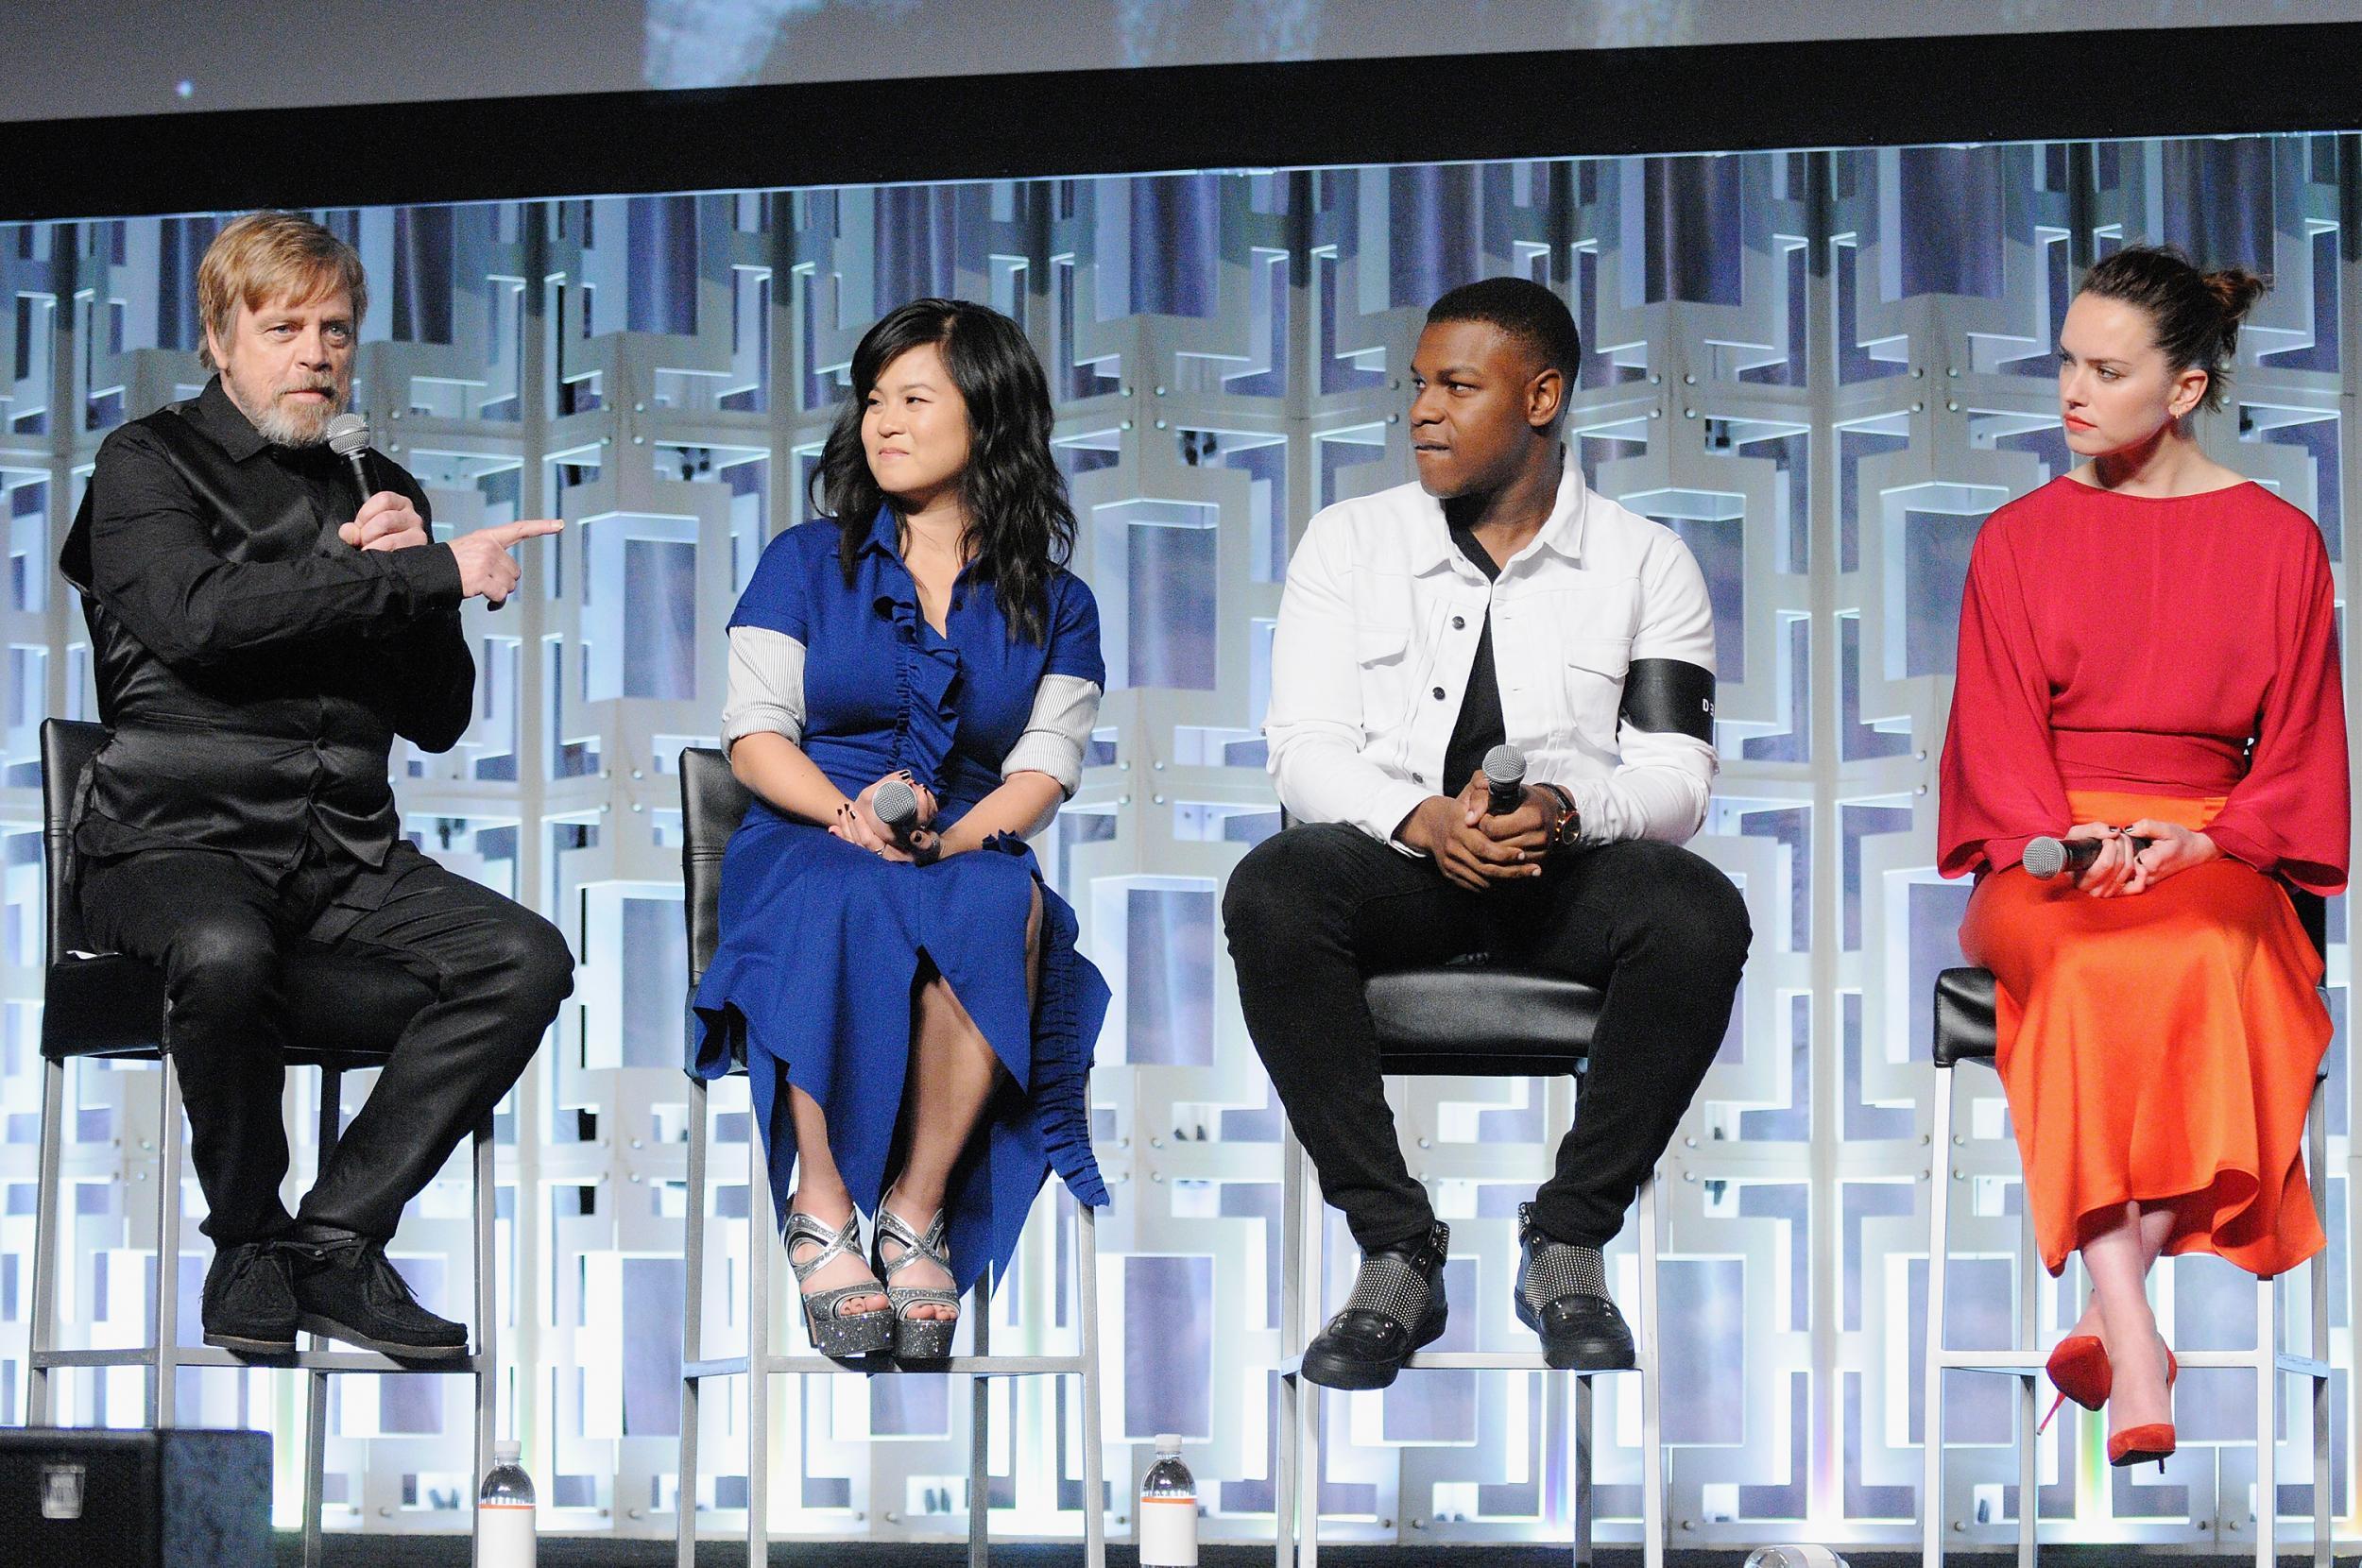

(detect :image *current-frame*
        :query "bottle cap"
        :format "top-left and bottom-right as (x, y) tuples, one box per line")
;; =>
(494, 1440), (522, 1463)
(1155, 1433), (1181, 1452)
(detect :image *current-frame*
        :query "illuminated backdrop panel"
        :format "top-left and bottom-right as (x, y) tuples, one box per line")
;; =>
(0, 134), (2351, 1553)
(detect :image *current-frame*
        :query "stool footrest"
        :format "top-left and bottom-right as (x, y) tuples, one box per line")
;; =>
(1279, 1350), (1647, 1377)
(685, 1354), (1090, 1378)
(34, 1346), (486, 1374)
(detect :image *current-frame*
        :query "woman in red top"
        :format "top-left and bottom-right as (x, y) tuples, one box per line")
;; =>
(1938, 247), (2348, 1470)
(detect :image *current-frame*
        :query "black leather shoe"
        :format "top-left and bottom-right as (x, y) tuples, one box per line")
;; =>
(201, 1241), (298, 1355)
(287, 1236), (469, 1359)
(1515, 1203), (1635, 1372)
(1300, 1220), (1448, 1391)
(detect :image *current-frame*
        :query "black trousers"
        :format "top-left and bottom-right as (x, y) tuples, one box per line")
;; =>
(77, 840), (574, 1246)
(1224, 823), (1749, 1253)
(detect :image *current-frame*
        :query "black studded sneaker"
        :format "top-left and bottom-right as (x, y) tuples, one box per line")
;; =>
(1300, 1220), (1448, 1391)
(201, 1241), (299, 1355)
(286, 1235), (469, 1359)
(1515, 1202), (1634, 1372)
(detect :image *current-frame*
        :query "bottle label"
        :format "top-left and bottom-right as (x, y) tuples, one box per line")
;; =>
(478, 1501), (537, 1566)
(1138, 1492), (1197, 1566)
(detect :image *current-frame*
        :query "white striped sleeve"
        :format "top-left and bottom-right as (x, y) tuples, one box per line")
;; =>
(721, 624), (806, 749)
(1000, 673), (1102, 799)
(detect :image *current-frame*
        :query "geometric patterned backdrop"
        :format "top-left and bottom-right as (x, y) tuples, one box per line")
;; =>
(0, 133), (2352, 1552)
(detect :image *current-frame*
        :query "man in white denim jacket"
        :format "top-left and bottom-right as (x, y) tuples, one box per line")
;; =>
(1224, 277), (1750, 1389)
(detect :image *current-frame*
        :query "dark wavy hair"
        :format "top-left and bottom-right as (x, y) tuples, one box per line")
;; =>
(813, 298), (1076, 643)
(2078, 245), (2268, 414)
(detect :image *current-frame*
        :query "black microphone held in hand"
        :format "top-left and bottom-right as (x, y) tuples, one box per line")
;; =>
(2022, 832), (2154, 879)
(1482, 743), (1526, 816)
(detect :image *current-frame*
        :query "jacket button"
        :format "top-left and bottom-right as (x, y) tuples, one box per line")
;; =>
(1431, 687), (1445, 700)
(1451, 616), (1465, 630)
(1412, 773), (1424, 784)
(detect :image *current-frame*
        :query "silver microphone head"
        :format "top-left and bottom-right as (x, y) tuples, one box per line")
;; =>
(1481, 743), (1526, 792)
(325, 412), (369, 459)
(2022, 836), (2068, 879)
(874, 778), (918, 833)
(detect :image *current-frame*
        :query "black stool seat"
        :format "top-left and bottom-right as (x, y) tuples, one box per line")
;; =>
(1368, 962), (1604, 1076)
(42, 949), (434, 1065)
(1931, 967), (1998, 1067)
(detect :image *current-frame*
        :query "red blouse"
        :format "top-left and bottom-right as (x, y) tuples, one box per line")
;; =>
(1937, 476), (2349, 894)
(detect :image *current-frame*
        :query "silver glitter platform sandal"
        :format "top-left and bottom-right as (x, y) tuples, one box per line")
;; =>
(787, 1208), (894, 1358)
(872, 1201), (961, 1360)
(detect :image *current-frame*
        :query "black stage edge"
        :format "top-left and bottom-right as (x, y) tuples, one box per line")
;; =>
(8, 22), (2362, 223)
(267, 1541), (2357, 1567)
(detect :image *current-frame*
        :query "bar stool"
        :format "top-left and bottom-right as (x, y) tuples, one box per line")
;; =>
(25, 718), (499, 1568)
(1274, 961), (1666, 1568)
(1920, 888), (2334, 1568)
(674, 745), (1106, 1566)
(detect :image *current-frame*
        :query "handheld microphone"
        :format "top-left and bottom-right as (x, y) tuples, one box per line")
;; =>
(2022, 832), (2154, 879)
(325, 413), (371, 501)
(1481, 743), (1526, 816)
(874, 778), (919, 836)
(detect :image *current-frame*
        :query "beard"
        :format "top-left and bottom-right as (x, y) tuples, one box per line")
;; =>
(222, 370), (347, 448)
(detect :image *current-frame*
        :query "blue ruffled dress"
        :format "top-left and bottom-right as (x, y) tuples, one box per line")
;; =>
(691, 512), (1110, 1295)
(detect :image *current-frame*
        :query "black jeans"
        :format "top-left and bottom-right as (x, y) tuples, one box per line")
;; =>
(1224, 823), (1749, 1253)
(77, 840), (574, 1246)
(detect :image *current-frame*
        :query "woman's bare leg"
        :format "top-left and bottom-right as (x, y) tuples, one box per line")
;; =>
(880, 885), (1045, 1321)
(2081, 1201), (2172, 1438)
(784, 1084), (886, 1317)
(2064, 1204), (2178, 1342)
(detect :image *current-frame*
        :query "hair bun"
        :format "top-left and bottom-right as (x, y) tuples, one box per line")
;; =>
(2201, 266), (2268, 327)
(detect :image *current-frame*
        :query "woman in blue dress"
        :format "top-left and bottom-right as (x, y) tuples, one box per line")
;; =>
(692, 298), (1109, 1359)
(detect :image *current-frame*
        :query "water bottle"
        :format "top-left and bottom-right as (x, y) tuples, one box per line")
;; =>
(1138, 1433), (1197, 1566)
(1743, 1549), (1848, 1568)
(476, 1440), (536, 1567)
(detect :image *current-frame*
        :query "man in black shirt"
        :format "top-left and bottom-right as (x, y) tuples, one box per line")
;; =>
(59, 212), (572, 1357)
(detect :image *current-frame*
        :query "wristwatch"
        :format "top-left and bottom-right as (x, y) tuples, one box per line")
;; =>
(1535, 781), (1582, 850)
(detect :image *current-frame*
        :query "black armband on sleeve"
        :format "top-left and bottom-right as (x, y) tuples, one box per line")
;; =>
(1619, 658), (1716, 741)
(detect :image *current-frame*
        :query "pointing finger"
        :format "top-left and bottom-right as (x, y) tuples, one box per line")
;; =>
(486, 518), (565, 548)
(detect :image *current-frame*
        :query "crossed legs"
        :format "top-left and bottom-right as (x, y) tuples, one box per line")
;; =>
(2064, 1202), (2180, 1440)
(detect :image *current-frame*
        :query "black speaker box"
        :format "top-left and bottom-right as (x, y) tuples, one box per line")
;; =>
(3, 1426), (270, 1567)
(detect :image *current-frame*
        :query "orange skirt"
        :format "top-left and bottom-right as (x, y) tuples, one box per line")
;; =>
(1958, 790), (2330, 1278)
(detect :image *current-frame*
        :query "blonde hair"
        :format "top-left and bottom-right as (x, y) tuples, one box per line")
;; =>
(196, 212), (367, 369)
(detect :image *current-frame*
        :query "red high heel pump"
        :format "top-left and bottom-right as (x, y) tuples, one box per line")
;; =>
(2037, 1336), (2110, 1434)
(2038, 1338), (2178, 1435)
(2108, 1423), (2175, 1469)
(2105, 1337), (2180, 1470)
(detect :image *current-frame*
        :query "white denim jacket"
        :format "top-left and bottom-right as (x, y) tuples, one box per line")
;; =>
(1265, 454), (1719, 852)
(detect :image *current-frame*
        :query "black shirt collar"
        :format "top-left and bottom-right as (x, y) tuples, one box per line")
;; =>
(186, 376), (272, 463)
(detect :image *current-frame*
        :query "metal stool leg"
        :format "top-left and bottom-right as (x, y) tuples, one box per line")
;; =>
(1570, 1373), (1593, 1568)
(969, 1265), (994, 1567)
(1923, 1063), (1956, 1568)
(152, 1052), (186, 1428)
(2015, 1197), (2036, 1568)
(27, 1056), (66, 1426)
(471, 1110), (496, 1568)
(2257, 1268), (2277, 1568)
(305, 1066), (344, 1568)
(1294, 1127), (1325, 1568)
(678, 1075), (709, 1568)
(746, 1104), (772, 1567)
(1275, 1118), (1305, 1568)
(1077, 1202), (1105, 1568)
(302, 1364), (330, 1568)
(2304, 1083), (2331, 1568)
(1637, 1170), (1664, 1568)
